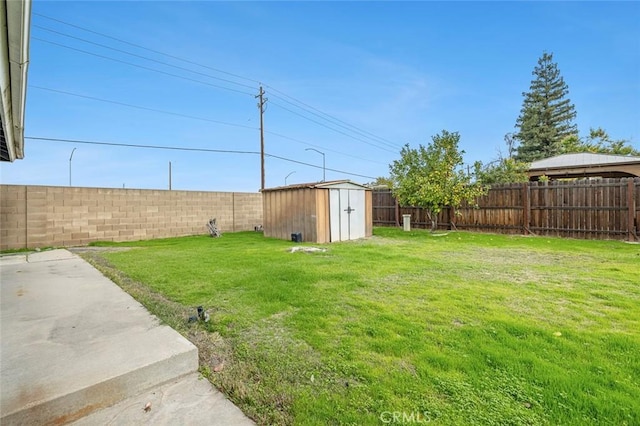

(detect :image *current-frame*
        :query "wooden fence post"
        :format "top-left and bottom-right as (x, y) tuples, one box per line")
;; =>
(394, 195), (400, 227)
(628, 179), (637, 241)
(522, 182), (530, 235)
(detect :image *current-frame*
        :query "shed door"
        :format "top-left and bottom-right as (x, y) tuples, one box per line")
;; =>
(330, 189), (365, 241)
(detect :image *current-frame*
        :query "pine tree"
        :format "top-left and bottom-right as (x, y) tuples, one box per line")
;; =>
(514, 52), (578, 162)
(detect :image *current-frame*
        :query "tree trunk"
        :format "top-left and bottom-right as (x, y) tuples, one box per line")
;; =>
(428, 210), (438, 233)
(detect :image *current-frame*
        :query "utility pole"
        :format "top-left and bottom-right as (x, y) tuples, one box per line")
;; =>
(169, 161), (172, 190)
(256, 86), (267, 190)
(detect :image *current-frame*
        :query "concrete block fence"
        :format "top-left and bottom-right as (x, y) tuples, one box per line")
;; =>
(0, 185), (263, 250)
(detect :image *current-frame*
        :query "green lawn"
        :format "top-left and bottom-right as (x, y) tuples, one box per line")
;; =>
(84, 228), (640, 425)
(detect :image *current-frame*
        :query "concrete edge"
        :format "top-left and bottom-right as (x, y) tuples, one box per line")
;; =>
(1, 347), (198, 425)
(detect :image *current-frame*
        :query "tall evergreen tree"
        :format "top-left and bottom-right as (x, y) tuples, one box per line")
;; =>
(514, 52), (578, 162)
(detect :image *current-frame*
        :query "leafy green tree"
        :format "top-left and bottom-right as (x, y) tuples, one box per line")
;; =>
(514, 52), (578, 162)
(475, 158), (530, 185)
(560, 127), (639, 156)
(475, 133), (530, 185)
(389, 130), (487, 232)
(367, 176), (394, 188)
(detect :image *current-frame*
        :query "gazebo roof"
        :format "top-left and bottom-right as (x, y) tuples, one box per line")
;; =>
(530, 153), (640, 169)
(528, 153), (640, 180)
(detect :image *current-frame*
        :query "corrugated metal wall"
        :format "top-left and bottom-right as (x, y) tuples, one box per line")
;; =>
(263, 188), (325, 243)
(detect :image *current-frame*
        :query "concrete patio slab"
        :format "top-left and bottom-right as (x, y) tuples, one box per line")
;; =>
(0, 250), (200, 424)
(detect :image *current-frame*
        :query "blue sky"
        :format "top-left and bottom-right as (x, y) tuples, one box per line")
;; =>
(1, 1), (639, 192)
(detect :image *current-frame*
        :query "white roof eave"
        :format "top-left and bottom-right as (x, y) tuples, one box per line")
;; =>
(2, 0), (31, 161)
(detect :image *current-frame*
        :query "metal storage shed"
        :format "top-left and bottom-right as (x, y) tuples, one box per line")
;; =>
(262, 180), (373, 243)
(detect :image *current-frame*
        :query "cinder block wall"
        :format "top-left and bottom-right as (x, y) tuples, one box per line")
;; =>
(0, 185), (263, 250)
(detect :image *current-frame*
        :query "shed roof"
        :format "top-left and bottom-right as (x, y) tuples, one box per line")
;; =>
(262, 179), (369, 192)
(530, 153), (640, 170)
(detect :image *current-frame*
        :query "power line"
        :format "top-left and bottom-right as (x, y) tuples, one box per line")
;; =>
(30, 85), (388, 165)
(34, 12), (399, 150)
(33, 24), (257, 91)
(30, 86), (258, 131)
(32, 37), (255, 96)
(267, 87), (402, 149)
(26, 136), (259, 155)
(34, 12), (261, 85)
(270, 100), (397, 153)
(25, 137), (378, 180)
(268, 90), (399, 150)
(34, 33), (392, 152)
(34, 32), (398, 156)
(264, 153), (374, 179)
(264, 130), (388, 165)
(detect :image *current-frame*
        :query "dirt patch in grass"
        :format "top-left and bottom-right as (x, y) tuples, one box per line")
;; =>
(432, 247), (589, 287)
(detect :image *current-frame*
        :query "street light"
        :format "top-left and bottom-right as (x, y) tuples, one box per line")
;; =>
(69, 148), (77, 186)
(305, 148), (325, 182)
(285, 171), (296, 185)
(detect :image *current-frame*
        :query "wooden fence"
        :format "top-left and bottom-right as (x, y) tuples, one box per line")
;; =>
(373, 178), (640, 241)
